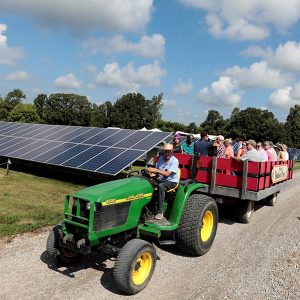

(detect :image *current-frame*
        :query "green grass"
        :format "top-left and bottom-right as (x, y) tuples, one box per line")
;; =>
(294, 161), (300, 170)
(0, 169), (86, 238)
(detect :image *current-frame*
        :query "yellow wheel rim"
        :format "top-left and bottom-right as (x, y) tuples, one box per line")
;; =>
(200, 211), (214, 242)
(132, 252), (153, 285)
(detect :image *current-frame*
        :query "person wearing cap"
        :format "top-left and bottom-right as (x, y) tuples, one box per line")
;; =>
(146, 143), (179, 220)
(171, 133), (183, 153)
(182, 134), (194, 155)
(269, 141), (278, 161)
(232, 139), (261, 162)
(256, 142), (268, 162)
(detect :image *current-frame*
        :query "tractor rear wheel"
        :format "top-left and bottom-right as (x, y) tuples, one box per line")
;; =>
(113, 239), (156, 295)
(176, 194), (218, 256)
(46, 225), (83, 265)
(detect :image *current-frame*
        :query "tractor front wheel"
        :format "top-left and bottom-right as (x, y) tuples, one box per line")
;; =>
(113, 239), (156, 295)
(46, 226), (83, 265)
(176, 194), (218, 256)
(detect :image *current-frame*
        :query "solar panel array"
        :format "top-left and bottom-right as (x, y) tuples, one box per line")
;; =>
(287, 147), (300, 161)
(0, 122), (171, 175)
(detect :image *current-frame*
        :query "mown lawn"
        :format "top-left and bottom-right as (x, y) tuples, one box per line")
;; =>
(294, 161), (300, 170)
(0, 169), (85, 238)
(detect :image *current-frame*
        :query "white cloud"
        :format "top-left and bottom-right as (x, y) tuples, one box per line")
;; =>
(5, 70), (29, 81)
(95, 61), (166, 90)
(81, 63), (97, 74)
(0, 0), (153, 33)
(54, 73), (82, 89)
(84, 34), (165, 59)
(243, 41), (300, 73)
(0, 24), (24, 65)
(197, 76), (241, 107)
(172, 79), (193, 96)
(162, 99), (177, 109)
(180, 0), (300, 40)
(206, 14), (269, 40)
(223, 61), (292, 89)
(268, 83), (300, 109)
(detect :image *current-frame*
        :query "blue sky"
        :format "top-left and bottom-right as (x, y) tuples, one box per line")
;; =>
(1, 0), (300, 125)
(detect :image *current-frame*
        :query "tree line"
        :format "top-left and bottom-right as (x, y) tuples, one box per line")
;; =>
(0, 89), (299, 148)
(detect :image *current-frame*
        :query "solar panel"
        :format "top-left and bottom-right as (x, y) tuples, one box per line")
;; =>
(0, 121), (171, 175)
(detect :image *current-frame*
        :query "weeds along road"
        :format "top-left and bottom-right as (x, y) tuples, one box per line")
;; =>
(0, 171), (299, 300)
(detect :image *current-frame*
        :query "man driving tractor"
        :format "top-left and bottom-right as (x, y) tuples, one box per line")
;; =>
(146, 143), (179, 220)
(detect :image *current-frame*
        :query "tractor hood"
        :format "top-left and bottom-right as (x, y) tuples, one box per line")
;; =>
(74, 176), (154, 204)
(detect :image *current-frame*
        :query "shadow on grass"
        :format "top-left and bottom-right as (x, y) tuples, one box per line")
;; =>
(40, 251), (126, 296)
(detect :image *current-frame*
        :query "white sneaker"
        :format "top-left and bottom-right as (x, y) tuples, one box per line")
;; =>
(155, 212), (164, 220)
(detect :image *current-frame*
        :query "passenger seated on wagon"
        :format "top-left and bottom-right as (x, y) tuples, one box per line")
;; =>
(194, 132), (222, 156)
(182, 134), (194, 155)
(145, 143), (179, 220)
(232, 140), (261, 162)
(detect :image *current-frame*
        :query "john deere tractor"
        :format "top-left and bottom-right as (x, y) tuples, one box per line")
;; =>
(46, 170), (218, 295)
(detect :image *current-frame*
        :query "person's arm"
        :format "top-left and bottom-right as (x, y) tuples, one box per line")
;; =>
(236, 148), (242, 158)
(146, 167), (173, 177)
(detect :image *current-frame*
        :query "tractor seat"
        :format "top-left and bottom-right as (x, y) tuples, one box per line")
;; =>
(167, 168), (181, 193)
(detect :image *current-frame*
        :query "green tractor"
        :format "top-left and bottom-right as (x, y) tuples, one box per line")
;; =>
(46, 170), (218, 295)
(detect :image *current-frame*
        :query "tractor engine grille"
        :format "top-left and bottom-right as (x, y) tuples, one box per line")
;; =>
(94, 202), (130, 231)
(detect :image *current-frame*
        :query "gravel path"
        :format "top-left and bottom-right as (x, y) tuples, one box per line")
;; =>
(1, 171), (299, 300)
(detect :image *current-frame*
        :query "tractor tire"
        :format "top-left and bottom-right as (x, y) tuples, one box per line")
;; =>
(113, 239), (156, 295)
(265, 193), (278, 206)
(46, 225), (83, 265)
(238, 200), (254, 223)
(176, 193), (218, 256)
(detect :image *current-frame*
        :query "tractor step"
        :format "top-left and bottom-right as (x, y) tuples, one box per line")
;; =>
(146, 218), (172, 226)
(158, 239), (176, 245)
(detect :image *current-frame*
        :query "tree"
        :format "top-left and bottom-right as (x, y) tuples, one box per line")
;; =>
(43, 93), (92, 126)
(284, 105), (300, 148)
(8, 103), (40, 123)
(157, 120), (187, 132)
(200, 110), (227, 135)
(33, 94), (48, 122)
(0, 89), (26, 120)
(5, 89), (26, 110)
(186, 122), (198, 134)
(110, 93), (163, 129)
(226, 108), (282, 142)
(0, 98), (9, 120)
(90, 103), (111, 127)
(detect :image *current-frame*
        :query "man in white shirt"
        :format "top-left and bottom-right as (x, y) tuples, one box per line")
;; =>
(232, 139), (261, 162)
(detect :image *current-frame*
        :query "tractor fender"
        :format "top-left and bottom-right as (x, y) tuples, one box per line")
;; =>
(168, 182), (206, 225)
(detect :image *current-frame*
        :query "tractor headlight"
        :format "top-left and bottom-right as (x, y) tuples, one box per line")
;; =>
(85, 202), (101, 212)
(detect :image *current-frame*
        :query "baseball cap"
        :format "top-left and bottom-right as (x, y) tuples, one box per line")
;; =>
(246, 139), (256, 147)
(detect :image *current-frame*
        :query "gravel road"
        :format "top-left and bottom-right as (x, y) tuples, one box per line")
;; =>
(1, 171), (299, 300)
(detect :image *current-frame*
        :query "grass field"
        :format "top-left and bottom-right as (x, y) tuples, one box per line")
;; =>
(294, 161), (300, 170)
(0, 169), (85, 238)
